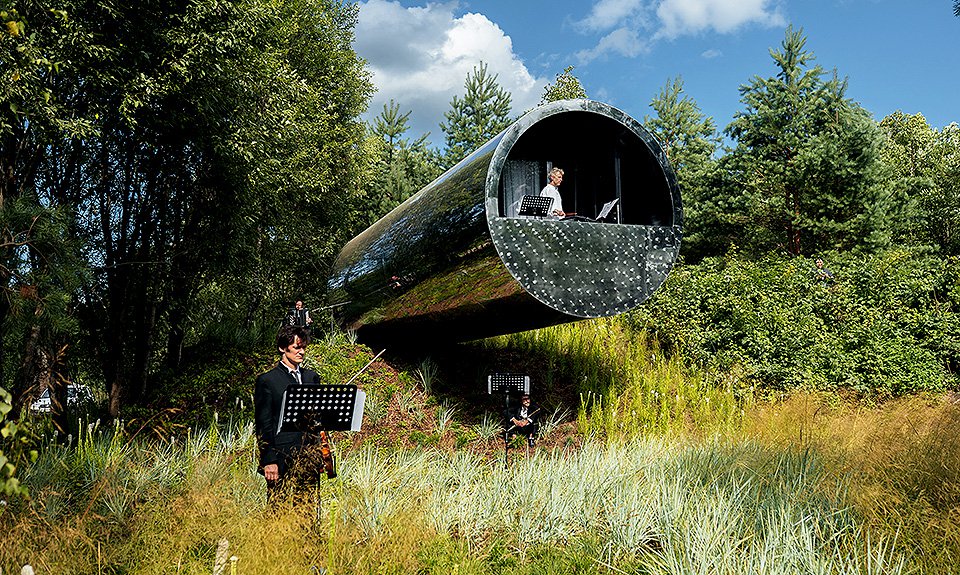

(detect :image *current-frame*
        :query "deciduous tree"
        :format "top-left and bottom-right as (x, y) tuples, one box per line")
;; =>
(1, 0), (373, 417)
(880, 112), (960, 255)
(540, 66), (587, 103)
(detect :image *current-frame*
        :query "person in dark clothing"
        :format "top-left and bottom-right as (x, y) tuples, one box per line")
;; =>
(814, 258), (834, 284)
(286, 299), (313, 328)
(254, 325), (319, 495)
(504, 394), (540, 447)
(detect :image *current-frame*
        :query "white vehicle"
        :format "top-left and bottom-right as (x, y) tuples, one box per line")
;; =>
(30, 384), (94, 413)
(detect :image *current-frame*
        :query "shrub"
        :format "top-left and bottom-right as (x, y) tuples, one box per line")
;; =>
(629, 248), (960, 396)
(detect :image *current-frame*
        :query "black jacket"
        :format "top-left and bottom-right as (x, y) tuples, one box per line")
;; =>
(253, 363), (320, 475)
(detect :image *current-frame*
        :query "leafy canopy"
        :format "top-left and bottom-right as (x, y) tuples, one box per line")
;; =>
(723, 26), (893, 256)
(540, 66), (587, 104)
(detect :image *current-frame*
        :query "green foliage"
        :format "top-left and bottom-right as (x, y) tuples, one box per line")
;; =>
(440, 62), (513, 167)
(645, 76), (719, 174)
(483, 319), (745, 440)
(1, 0), (374, 416)
(644, 76), (721, 261)
(723, 27), (894, 256)
(415, 357), (439, 395)
(0, 197), (83, 404)
(879, 112), (960, 255)
(364, 100), (444, 218)
(0, 386), (36, 498)
(630, 249), (960, 396)
(539, 65), (587, 103)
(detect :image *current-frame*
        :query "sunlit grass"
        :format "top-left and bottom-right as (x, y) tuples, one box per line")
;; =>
(742, 392), (960, 572)
(483, 318), (748, 440)
(6, 406), (951, 574)
(3, 324), (958, 574)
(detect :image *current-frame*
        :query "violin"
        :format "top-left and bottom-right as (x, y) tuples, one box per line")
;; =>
(506, 408), (541, 433)
(318, 430), (336, 479)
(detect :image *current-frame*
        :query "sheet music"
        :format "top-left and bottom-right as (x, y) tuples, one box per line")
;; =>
(597, 198), (619, 220)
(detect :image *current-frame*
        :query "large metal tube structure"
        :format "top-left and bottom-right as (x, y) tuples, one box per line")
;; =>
(327, 99), (682, 344)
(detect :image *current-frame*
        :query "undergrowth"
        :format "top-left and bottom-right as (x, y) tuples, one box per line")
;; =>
(3, 329), (959, 574)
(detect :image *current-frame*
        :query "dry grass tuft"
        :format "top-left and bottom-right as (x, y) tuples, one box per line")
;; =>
(742, 392), (960, 574)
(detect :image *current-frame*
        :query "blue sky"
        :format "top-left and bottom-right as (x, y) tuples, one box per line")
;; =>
(354, 0), (959, 148)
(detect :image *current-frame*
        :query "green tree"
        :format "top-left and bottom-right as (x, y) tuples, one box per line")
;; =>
(440, 62), (513, 167)
(367, 100), (443, 217)
(0, 386), (37, 496)
(724, 27), (892, 256)
(880, 112), (960, 255)
(2, 0), (373, 417)
(540, 65), (587, 103)
(1, 1), (91, 411)
(645, 77), (722, 261)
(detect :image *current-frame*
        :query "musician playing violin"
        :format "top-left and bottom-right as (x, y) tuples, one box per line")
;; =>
(254, 325), (320, 497)
(504, 394), (540, 447)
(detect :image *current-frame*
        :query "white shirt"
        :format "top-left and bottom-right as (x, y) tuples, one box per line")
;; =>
(284, 365), (302, 384)
(540, 184), (563, 215)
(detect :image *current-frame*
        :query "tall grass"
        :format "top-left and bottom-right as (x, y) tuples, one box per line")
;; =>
(2, 414), (929, 574)
(742, 393), (960, 572)
(483, 318), (748, 440)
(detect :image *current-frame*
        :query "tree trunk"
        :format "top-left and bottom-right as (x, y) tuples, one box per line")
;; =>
(108, 378), (124, 418)
(10, 323), (42, 413)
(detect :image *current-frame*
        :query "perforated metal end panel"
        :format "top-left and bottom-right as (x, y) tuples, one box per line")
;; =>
(490, 218), (681, 318)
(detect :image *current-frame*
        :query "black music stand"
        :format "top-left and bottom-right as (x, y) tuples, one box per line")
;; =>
(487, 372), (529, 430)
(278, 384), (365, 434)
(518, 195), (554, 218)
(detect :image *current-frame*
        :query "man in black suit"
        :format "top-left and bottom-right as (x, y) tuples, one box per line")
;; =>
(504, 394), (539, 447)
(286, 299), (313, 328)
(254, 325), (319, 494)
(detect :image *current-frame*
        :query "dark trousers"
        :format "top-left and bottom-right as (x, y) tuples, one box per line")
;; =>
(504, 423), (539, 445)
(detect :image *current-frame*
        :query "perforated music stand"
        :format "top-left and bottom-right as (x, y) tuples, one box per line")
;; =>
(518, 195), (554, 218)
(278, 384), (366, 434)
(487, 373), (529, 396)
(488, 373), (530, 422)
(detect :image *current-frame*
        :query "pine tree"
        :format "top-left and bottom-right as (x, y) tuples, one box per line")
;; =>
(724, 27), (892, 256)
(645, 77), (721, 261)
(645, 77), (718, 176)
(440, 62), (513, 167)
(368, 100), (443, 217)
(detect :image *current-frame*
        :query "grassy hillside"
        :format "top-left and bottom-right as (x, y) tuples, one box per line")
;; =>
(3, 325), (960, 574)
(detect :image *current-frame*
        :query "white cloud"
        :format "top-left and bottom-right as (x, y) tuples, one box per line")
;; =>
(655, 0), (785, 39)
(355, 0), (548, 146)
(575, 0), (784, 61)
(576, 27), (649, 64)
(701, 48), (722, 58)
(580, 0), (648, 32)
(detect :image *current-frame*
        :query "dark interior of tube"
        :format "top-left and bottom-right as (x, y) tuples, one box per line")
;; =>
(497, 111), (674, 226)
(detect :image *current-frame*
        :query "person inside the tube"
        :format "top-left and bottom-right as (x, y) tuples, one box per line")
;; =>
(540, 167), (570, 218)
